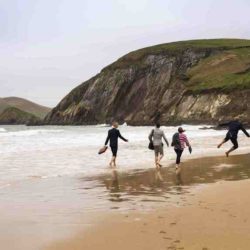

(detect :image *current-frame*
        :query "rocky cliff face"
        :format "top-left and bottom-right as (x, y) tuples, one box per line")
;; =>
(44, 39), (250, 125)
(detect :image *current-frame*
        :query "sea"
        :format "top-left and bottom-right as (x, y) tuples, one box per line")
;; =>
(0, 124), (250, 250)
(0, 124), (249, 188)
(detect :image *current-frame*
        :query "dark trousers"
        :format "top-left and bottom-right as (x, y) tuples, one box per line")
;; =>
(174, 148), (183, 164)
(111, 146), (118, 157)
(225, 132), (238, 149)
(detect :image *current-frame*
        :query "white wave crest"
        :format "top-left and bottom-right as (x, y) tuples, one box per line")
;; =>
(95, 124), (110, 127)
(0, 128), (6, 132)
(0, 129), (64, 137)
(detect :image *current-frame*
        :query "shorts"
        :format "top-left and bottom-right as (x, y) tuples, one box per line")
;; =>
(225, 132), (238, 149)
(111, 146), (118, 157)
(154, 145), (163, 157)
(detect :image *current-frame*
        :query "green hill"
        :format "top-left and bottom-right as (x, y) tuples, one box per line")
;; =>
(0, 107), (40, 125)
(103, 39), (250, 70)
(102, 39), (250, 93)
(0, 97), (51, 119)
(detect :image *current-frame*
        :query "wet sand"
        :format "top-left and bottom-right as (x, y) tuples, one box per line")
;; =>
(46, 154), (250, 250)
(1, 154), (250, 250)
(47, 178), (250, 250)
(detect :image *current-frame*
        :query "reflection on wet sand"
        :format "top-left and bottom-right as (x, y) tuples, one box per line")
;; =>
(80, 154), (250, 211)
(105, 170), (123, 203)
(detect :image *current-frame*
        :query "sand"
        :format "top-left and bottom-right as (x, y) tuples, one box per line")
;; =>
(1, 154), (250, 250)
(46, 155), (250, 250)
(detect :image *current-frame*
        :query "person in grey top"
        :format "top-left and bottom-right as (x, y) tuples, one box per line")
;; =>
(148, 123), (169, 168)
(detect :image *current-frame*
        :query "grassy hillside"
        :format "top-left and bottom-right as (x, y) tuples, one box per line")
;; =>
(0, 107), (40, 125)
(0, 98), (10, 114)
(186, 47), (250, 92)
(0, 97), (50, 118)
(103, 39), (250, 71)
(102, 38), (250, 93)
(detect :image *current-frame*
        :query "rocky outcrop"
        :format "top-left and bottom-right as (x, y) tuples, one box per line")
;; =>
(44, 39), (250, 125)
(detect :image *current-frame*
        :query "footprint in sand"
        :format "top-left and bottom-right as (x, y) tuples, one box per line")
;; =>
(167, 246), (176, 250)
(163, 237), (172, 240)
(170, 222), (177, 226)
(160, 230), (167, 234)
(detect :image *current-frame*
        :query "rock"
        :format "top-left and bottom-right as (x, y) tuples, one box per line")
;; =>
(44, 39), (250, 125)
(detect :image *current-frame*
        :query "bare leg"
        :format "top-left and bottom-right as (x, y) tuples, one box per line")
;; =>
(113, 156), (117, 167)
(109, 156), (116, 167)
(158, 154), (163, 167)
(109, 158), (113, 167)
(217, 139), (226, 148)
(225, 147), (236, 157)
(155, 155), (159, 168)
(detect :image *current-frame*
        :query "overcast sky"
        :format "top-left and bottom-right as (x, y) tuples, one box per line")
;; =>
(0, 0), (250, 107)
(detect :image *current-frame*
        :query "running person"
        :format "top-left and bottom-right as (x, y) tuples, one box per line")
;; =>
(172, 127), (192, 173)
(148, 123), (169, 168)
(217, 120), (249, 157)
(105, 121), (128, 167)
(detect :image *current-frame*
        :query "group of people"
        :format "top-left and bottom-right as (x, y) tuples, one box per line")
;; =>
(148, 123), (191, 172)
(104, 120), (249, 171)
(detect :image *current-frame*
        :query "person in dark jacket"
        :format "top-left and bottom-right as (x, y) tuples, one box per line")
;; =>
(105, 121), (128, 167)
(217, 120), (250, 157)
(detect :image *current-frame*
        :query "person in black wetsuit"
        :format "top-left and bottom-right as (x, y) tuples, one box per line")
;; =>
(217, 120), (250, 157)
(105, 121), (128, 167)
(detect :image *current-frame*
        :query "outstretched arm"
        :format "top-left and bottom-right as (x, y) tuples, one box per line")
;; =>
(105, 131), (110, 145)
(218, 122), (230, 127)
(163, 132), (169, 146)
(118, 131), (128, 142)
(241, 125), (250, 137)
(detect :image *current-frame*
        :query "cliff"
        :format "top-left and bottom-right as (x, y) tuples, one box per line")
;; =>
(44, 39), (250, 125)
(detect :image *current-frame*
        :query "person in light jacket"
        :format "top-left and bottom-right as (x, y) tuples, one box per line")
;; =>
(148, 123), (169, 168)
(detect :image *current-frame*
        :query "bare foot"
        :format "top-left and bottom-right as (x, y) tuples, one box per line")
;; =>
(225, 152), (229, 157)
(217, 144), (222, 148)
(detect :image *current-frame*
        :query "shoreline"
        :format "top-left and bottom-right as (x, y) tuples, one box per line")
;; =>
(0, 153), (249, 250)
(45, 153), (250, 250)
(46, 178), (250, 250)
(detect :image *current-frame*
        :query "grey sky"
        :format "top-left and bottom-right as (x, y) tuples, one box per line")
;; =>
(0, 0), (249, 107)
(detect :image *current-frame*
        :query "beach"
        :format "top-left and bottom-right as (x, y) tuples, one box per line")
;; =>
(0, 125), (250, 249)
(47, 174), (250, 250)
(45, 154), (250, 250)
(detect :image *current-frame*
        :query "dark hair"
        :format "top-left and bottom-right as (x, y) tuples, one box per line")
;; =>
(156, 123), (160, 128)
(178, 127), (185, 133)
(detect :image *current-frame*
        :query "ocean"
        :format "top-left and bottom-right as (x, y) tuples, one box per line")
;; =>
(0, 124), (249, 188)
